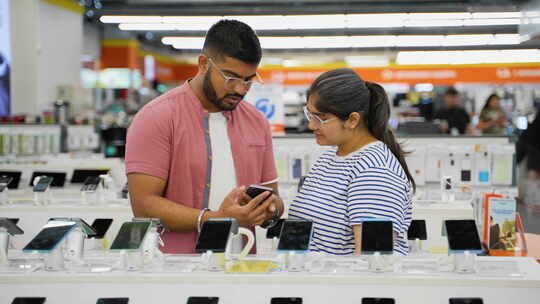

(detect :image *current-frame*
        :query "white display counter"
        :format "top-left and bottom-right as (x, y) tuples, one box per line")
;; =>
(0, 256), (538, 304)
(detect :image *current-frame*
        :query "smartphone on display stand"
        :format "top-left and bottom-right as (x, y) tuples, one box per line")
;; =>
(0, 171), (21, 189)
(0, 217), (24, 235)
(81, 176), (102, 192)
(271, 297), (303, 304)
(444, 220), (483, 254)
(71, 169), (109, 183)
(277, 219), (313, 253)
(0, 175), (13, 192)
(361, 219), (393, 254)
(195, 219), (234, 253)
(266, 219), (285, 239)
(449, 298), (484, 304)
(109, 221), (151, 251)
(96, 298), (129, 304)
(49, 217), (96, 238)
(407, 219), (427, 240)
(362, 298), (395, 304)
(11, 298), (46, 304)
(32, 176), (54, 192)
(23, 220), (77, 253)
(90, 218), (113, 239)
(186, 297), (219, 304)
(29, 171), (66, 188)
(246, 184), (273, 202)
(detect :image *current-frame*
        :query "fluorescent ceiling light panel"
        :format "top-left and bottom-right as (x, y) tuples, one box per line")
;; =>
(463, 18), (520, 26)
(346, 14), (406, 28)
(471, 12), (521, 19)
(396, 35), (444, 47)
(345, 55), (390, 67)
(396, 49), (540, 65)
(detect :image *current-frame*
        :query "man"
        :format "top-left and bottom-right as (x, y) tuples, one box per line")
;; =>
(434, 87), (471, 135)
(125, 20), (283, 253)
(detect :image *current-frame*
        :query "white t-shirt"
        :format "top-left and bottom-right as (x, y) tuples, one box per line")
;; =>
(208, 112), (237, 211)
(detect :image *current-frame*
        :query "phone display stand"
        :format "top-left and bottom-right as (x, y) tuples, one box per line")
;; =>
(33, 177), (52, 206)
(81, 179), (105, 205)
(100, 174), (118, 202)
(44, 243), (66, 271)
(141, 222), (165, 268)
(452, 251), (477, 273)
(0, 186), (9, 205)
(408, 239), (423, 255)
(65, 226), (87, 265)
(285, 251), (306, 272)
(0, 227), (9, 264)
(367, 252), (391, 273)
(201, 250), (226, 271)
(115, 249), (144, 271)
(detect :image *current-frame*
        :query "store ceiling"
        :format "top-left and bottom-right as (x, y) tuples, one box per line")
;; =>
(87, 0), (540, 56)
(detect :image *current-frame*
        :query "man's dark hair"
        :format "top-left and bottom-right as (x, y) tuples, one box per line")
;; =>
(445, 87), (459, 96)
(202, 20), (262, 64)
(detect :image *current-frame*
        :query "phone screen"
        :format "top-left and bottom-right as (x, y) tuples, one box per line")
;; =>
(277, 220), (313, 251)
(33, 176), (54, 192)
(11, 298), (46, 304)
(271, 298), (303, 304)
(0, 171), (21, 189)
(361, 220), (393, 254)
(407, 219), (427, 240)
(110, 221), (151, 250)
(0, 217), (24, 235)
(246, 185), (273, 201)
(195, 220), (232, 253)
(266, 219), (285, 239)
(186, 297), (219, 304)
(96, 298), (129, 304)
(71, 169), (109, 183)
(0, 175), (13, 187)
(29, 172), (66, 187)
(445, 220), (483, 253)
(91, 218), (113, 239)
(23, 220), (76, 252)
(362, 298), (395, 304)
(449, 298), (484, 304)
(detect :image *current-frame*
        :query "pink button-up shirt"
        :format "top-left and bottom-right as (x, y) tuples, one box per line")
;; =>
(125, 82), (278, 253)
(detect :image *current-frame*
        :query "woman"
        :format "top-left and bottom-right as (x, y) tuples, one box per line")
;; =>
(477, 94), (508, 135)
(289, 68), (415, 255)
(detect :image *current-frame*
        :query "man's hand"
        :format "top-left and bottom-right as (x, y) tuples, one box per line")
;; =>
(218, 186), (274, 227)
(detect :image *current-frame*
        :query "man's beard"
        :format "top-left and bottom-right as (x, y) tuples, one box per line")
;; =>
(203, 71), (244, 111)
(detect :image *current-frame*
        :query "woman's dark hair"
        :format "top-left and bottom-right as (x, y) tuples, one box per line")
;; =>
(307, 68), (416, 192)
(203, 20), (262, 64)
(481, 94), (500, 112)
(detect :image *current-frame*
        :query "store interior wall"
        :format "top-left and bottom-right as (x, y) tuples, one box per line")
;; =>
(11, 0), (82, 116)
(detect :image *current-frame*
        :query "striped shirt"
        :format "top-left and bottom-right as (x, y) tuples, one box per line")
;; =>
(289, 141), (412, 255)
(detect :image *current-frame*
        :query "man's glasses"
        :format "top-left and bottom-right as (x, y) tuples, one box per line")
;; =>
(208, 57), (263, 90)
(303, 106), (337, 126)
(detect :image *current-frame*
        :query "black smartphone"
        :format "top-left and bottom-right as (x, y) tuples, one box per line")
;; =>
(96, 298), (129, 304)
(362, 298), (395, 304)
(71, 169), (109, 183)
(32, 176), (54, 192)
(81, 176), (102, 192)
(0, 171), (22, 189)
(449, 298), (484, 304)
(277, 219), (313, 252)
(109, 221), (151, 250)
(246, 184), (273, 202)
(0, 175), (13, 192)
(407, 219), (427, 240)
(271, 297), (303, 304)
(0, 217), (24, 235)
(186, 297), (219, 304)
(8, 218), (20, 225)
(195, 220), (233, 253)
(90, 218), (113, 239)
(445, 220), (483, 254)
(361, 220), (393, 254)
(266, 219), (285, 239)
(29, 171), (66, 188)
(23, 220), (77, 253)
(11, 298), (46, 304)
